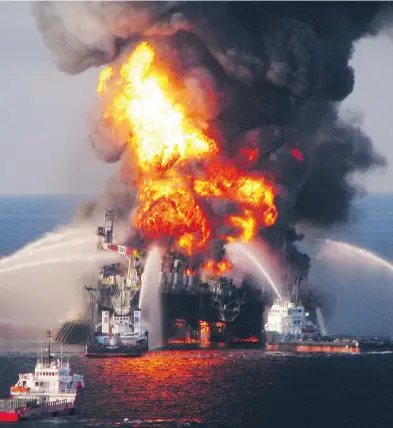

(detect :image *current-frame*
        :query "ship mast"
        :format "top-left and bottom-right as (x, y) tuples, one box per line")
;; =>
(295, 277), (299, 304)
(45, 329), (53, 364)
(280, 239), (288, 301)
(293, 276), (302, 305)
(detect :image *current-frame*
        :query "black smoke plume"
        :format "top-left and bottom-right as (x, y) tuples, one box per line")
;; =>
(33, 1), (386, 280)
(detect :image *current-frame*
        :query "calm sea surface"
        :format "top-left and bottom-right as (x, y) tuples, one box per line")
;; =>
(0, 194), (393, 428)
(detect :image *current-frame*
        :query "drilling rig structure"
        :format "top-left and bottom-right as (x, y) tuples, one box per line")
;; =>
(57, 210), (265, 347)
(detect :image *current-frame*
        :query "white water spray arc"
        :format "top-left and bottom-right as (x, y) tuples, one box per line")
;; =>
(315, 307), (328, 335)
(0, 226), (94, 268)
(226, 242), (282, 300)
(0, 224), (116, 278)
(319, 239), (393, 274)
(0, 253), (114, 276)
(0, 237), (91, 268)
(20, 228), (83, 252)
(139, 247), (163, 349)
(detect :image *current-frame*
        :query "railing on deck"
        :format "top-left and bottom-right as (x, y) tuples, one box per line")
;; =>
(0, 398), (72, 412)
(161, 283), (209, 294)
(0, 399), (37, 411)
(59, 389), (77, 394)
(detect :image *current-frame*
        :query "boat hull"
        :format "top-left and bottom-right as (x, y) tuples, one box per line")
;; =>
(0, 406), (75, 423)
(85, 345), (147, 358)
(0, 397), (81, 423)
(266, 342), (359, 354)
(266, 342), (393, 354)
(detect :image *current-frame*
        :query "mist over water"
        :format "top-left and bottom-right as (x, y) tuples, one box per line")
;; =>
(0, 219), (120, 332)
(140, 247), (163, 349)
(310, 240), (393, 336)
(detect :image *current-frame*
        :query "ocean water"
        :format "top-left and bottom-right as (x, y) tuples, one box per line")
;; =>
(1, 347), (393, 428)
(0, 194), (393, 427)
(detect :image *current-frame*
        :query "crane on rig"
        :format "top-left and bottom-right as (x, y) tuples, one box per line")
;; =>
(95, 210), (143, 315)
(96, 210), (142, 259)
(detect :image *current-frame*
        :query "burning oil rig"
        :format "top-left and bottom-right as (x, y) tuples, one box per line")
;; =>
(56, 210), (265, 347)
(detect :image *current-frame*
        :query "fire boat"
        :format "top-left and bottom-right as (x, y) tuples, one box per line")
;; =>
(85, 310), (149, 358)
(264, 298), (393, 354)
(84, 212), (149, 357)
(0, 330), (84, 423)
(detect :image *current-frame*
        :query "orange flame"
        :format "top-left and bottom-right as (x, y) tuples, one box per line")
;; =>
(202, 259), (233, 276)
(135, 180), (210, 255)
(100, 42), (217, 175)
(97, 41), (278, 256)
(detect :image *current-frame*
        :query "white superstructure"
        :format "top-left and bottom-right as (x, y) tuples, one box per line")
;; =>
(93, 309), (148, 350)
(265, 300), (317, 336)
(10, 354), (84, 406)
(101, 310), (142, 336)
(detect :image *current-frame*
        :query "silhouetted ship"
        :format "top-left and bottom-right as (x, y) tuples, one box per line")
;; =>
(264, 299), (393, 354)
(85, 310), (149, 358)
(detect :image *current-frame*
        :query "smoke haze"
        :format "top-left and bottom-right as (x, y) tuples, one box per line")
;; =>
(33, 2), (387, 277)
(310, 240), (393, 336)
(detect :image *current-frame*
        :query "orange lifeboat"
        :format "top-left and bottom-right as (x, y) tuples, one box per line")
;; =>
(10, 386), (29, 393)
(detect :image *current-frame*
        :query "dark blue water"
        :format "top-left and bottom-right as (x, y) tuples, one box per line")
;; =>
(1, 346), (393, 428)
(0, 195), (80, 256)
(1, 194), (393, 427)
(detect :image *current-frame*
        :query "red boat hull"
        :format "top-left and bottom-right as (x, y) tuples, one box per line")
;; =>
(0, 392), (82, 423)
(0, 405), (76, 423)
(266, 343), (359, 353)
(0, 412), (20, 423)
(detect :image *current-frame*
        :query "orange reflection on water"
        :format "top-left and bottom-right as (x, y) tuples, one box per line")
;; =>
(167, 339), (199, 344)
(86, 350), (228, 421)
(233, 336), (260, 343)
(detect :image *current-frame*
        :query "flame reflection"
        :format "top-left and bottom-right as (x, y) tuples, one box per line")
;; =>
(86, 351), (231, 423)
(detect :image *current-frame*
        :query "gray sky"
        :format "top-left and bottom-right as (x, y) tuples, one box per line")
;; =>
(0, 2), (392, 195)
(0, 1), (112, 195)
(342, 33), (393, 194)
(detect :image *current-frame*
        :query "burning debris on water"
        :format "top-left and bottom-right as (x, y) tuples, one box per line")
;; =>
(33, 2), (386, 282)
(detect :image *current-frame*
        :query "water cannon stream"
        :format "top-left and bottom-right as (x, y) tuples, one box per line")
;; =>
(226, 242), (282, 300)
(317, 239), (393, 274)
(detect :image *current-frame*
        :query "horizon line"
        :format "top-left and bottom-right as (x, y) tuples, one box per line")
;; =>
(0, 191), (392, 197)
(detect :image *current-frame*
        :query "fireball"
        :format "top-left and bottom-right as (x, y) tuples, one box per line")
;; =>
(97, 41), (278, 263)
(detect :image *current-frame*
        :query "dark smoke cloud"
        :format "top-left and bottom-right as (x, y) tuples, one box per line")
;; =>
(34, 1), (387, 280)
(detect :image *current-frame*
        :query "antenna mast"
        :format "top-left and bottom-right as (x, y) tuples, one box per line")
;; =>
(45, 329), (53, 364)
(281, 239), (287, 300)
(40, 333), (43, 364)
